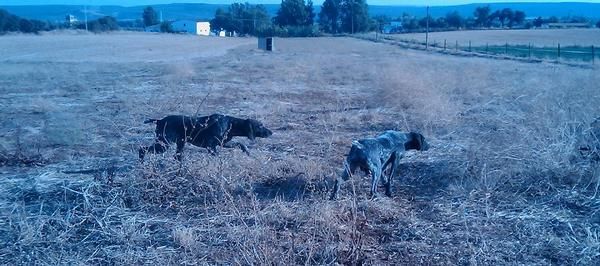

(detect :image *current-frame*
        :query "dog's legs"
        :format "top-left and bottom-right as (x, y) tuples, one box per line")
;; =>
(381, 155), (394, 196)
(384, 152), (402, 197)
(175, 139), (186, 162)
(205, 145), (219, 156)
(139, 147), (146, 162)
(369, 161), (383, 199)
(330, 161), (355, 200)
(223, 142), (250, 155)
(139, 141), (169, 162)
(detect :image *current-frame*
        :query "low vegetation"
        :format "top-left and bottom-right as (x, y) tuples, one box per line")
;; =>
(0, 8), (119, 34)
(78, 16), (119, 33)
(0, 9), (55, 34)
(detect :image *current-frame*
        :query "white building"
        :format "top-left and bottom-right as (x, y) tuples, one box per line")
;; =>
(65, 14), (78, 27)
(171, 20), (211, 36)
(215, 30), (226, 37)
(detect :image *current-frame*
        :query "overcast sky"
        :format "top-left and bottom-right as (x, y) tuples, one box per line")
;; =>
(2, 1), (600, 6)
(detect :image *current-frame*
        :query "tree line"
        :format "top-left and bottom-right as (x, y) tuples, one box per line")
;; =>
(208, 0), (371, 37)
(0, 9), (55, 33)
(206, 2), (536, 37)
(77, 16), (119, 32)
(3, 3), (600, 36)
(0, 9), (119, 34)
(374, 6), (529, 33)
(473, 6), (526, 28)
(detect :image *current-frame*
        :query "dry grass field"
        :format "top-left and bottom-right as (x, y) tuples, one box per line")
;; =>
(390, 28), (600, 46)
(1, 31), (600, 264)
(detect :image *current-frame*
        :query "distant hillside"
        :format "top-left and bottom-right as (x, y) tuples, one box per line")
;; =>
(0, 4), (230, 22)
(2, 2), (599, 23)
(376, 2), (600, 19)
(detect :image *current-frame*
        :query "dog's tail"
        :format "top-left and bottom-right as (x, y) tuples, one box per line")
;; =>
(143, 118), (159, 124)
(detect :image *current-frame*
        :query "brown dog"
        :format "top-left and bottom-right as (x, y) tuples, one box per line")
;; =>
(139, 114), (272, 161)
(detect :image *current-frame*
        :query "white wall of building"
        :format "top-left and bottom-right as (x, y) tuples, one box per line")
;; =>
(171, 20), (211, 35)
(196, 22), (210, 36)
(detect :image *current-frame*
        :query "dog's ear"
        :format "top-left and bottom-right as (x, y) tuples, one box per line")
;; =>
(405, 132), (422, 150)
(413, 133), (430, 151)
(419, 133), (429, 151)
(246, 119), (255, 140)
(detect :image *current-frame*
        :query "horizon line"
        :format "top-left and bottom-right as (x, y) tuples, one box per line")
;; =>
(2, 1), (600, 8)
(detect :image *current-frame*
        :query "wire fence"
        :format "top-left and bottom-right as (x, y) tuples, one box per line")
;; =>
(369, 34), (598, 64)
(433, 40), (597, 63)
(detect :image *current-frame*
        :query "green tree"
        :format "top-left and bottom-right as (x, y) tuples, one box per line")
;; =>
(340, 0), (369, 33)
(533, 16), (543, 27)
(1, 9), (49, 33)
(18, 18), (34, 33)
(435, 17), (448, 28)
(274, 0), (313, 27)
(489, 10), (500, 26)
(445, 11), (463, 29)
(513, 10), (526, 26)
(474, 6), (490, 27)
(160, 21), (173, 33)
(142, 6), (158, 27)
(210, 3), (271, 36)
(79, 16), (119, 32)
(318, 0), (340, 33)
(305, 0), (315, 25)
(418, 15), (434, 28)
(400, 13), (419, 31)
(210, 8), (230, 33)
(228, 3), (245, 32)
(499, 8), (513, 27)
(0, 9), (21, 32)
(253, 5), (272, 34)
(371, 14), (390, 31)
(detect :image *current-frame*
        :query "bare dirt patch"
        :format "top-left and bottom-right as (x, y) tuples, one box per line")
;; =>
(1, 31), (254, 63)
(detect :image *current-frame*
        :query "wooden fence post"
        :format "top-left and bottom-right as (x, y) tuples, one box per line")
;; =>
(593, 45), (595, 64)
(505, 42), (508, 55)
(469, 40), (472, 52)
(558, 43), (561, 59)
(486, 43), (488, 54)
(528, 43), (532, 58)
(456, 40), (458, 51)
(444, 39), (446, 50)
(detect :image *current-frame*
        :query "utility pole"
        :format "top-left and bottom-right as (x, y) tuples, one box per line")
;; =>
(84, 5), (88, 31)
(426, 6), (429, 50)
(351, 0), (354, 34)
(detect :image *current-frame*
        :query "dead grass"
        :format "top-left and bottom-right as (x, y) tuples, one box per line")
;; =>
(1, 33), (599, 264)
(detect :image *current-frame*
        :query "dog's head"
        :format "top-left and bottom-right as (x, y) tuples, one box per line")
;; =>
(405, 132), (429, 151)
(246, 119), (273, 140)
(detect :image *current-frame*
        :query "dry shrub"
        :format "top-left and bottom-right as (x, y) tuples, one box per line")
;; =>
(172, 227), (199, 252)
(370, 64), (462, 130)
